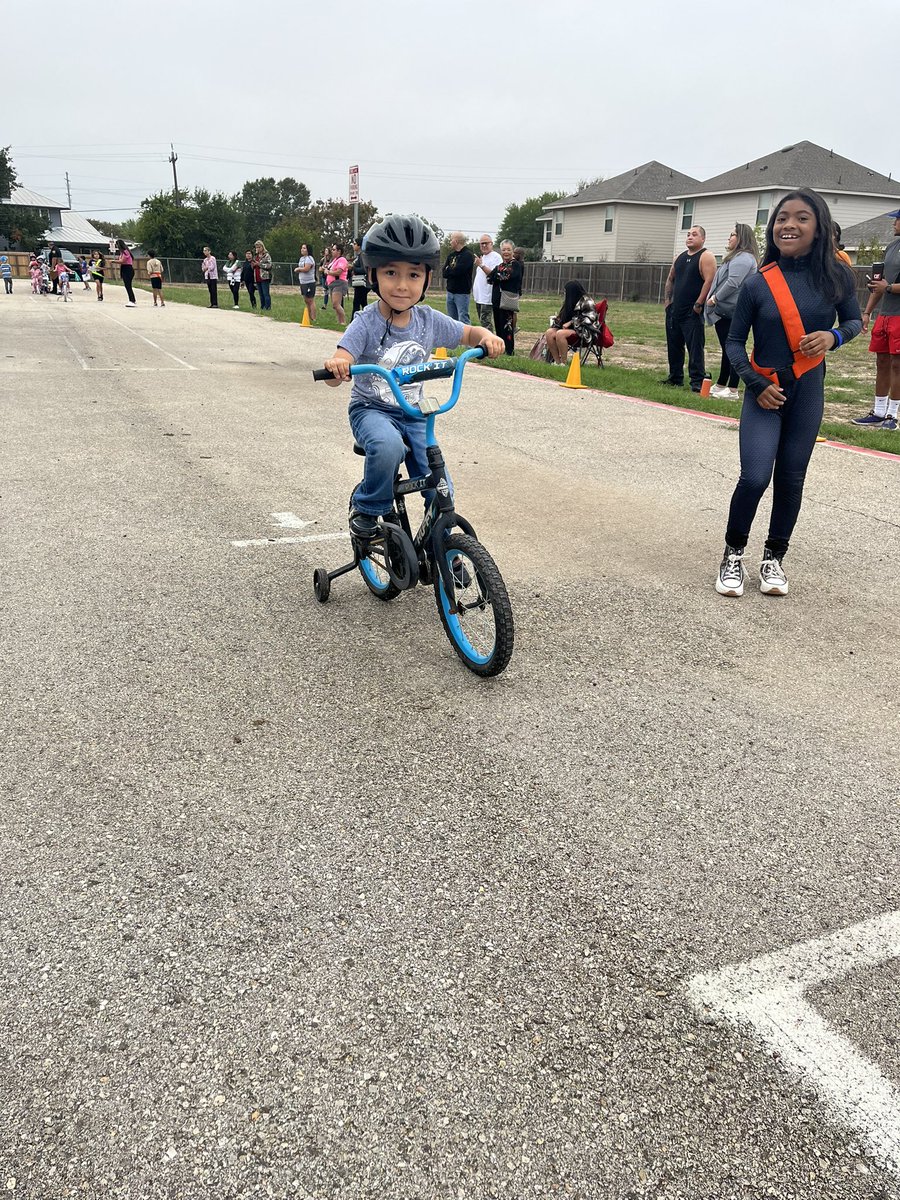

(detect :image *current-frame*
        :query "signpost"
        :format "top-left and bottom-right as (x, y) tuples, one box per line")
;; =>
(349, 164), (359, 240)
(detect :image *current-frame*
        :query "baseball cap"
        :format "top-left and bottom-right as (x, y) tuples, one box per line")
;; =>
(887, 208), (900, 218)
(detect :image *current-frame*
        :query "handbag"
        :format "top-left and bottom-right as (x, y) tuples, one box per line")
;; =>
(498, 291), (520, 312)
(351, 274), (367, 289)
(529, 333), (548, 361)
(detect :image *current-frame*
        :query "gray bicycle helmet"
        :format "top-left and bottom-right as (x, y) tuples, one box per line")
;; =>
(361, 214), (441, 273)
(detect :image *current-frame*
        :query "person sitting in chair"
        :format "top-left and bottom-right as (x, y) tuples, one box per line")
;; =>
(543, 281), (601, 364)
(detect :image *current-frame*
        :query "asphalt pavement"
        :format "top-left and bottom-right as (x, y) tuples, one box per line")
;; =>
(1, 285), (898, 1199)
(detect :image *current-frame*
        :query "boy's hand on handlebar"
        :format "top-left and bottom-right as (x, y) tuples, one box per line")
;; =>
(324, 354), (352, 384)
(480, 333), (505, 359)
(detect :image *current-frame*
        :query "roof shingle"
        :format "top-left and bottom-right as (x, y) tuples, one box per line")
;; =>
(669, 141), (899, 199)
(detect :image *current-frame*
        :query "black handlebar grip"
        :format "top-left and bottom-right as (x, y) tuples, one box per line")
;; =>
(312, 368), (338, 382)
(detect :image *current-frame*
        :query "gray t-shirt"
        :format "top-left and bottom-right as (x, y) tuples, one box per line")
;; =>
(296, 255), (315, 285)
(338, 303), (465, 412)
(878, 237), (900, 317)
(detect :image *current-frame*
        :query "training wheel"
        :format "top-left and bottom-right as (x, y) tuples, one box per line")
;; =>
(313, 567), (331, 604)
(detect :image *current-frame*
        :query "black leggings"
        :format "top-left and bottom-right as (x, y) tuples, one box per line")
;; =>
(206, 279), (218, 307)
(493, 305), (516, 355)
(229, 281), (241, 306)
(121, 263), (136, 303)
(352, 286), (369, 316)
(725, 366), (824, 557)
(714, 317), (739, 388)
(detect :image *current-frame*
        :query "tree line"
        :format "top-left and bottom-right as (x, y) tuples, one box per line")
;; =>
(3, 144), (595, 264)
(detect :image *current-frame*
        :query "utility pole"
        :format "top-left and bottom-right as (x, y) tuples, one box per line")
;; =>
(65, 171), (72, 208)
(169, 144), (180, 206)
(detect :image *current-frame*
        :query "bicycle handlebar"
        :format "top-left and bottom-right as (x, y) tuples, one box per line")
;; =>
(312, 346), (487, 418)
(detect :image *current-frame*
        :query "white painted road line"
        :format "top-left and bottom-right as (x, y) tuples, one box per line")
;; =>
(231, 532), (350, 548)
(97, 310), (197, 370)
(687, 910), (900, 1176)
(61, 334), (90, 370)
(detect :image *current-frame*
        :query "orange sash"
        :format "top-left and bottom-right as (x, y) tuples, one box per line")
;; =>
(750, 262), (824, 388)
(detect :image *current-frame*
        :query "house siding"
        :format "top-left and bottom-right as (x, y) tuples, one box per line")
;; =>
(545, 203), (679, 262)
(545, 205), (616, 261)
(616, 207), (678, 261)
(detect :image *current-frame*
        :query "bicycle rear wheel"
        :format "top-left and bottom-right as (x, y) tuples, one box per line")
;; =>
(433, 533), (514, 677)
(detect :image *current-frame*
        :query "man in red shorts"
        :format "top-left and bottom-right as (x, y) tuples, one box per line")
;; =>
(855, 208), (900, 431)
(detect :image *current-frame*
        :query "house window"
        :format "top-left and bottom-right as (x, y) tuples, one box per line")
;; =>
(545, 226), (552, 242)
(681, 199), (694, 230)
(575, 256), (583, 263)
(604, 205), (614, 233)
(554, 211), (563, 236)
(756, 191), (773, 226)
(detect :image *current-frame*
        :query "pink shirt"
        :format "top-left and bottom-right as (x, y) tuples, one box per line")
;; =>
(202, 255), (218, 281)
(326, 256), (348, 284)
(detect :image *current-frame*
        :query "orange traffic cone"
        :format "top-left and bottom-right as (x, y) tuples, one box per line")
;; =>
(301, 307), (312, 327)
(699, 378), (711, 397)
(560, 353), (587, 390)
(433, 346), (448, 360)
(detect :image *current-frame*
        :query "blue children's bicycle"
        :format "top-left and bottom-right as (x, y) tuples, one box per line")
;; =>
(311, 347), (514, 677)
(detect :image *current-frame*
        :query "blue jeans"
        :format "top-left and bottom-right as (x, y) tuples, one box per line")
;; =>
(258, 279), (271, 309)
(349, 404), (431, 515)
(446, 292), (470, 324)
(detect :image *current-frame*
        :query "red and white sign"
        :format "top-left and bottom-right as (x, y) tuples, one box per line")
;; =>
(349, 165), (359, 204)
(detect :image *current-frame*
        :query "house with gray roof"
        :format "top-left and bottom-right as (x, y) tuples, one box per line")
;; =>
(666, 141), (900, 257)
(0, 184), (109, 251)
(538, 161), (700, 263)
(836, 211), (900, 262)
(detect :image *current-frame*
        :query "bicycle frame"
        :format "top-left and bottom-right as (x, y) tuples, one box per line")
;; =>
(343, 348), (484, 610)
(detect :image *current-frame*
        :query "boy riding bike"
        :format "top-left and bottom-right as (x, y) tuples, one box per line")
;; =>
(323, 215), (503, 538)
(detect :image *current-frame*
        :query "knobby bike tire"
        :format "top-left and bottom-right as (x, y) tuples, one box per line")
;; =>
(433, 533), (514, 677)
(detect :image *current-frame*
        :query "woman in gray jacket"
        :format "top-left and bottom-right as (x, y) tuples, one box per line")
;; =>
(704, 223), (758, 398)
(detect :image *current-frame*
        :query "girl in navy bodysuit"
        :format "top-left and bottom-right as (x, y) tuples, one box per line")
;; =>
(715, 189), (861, 598)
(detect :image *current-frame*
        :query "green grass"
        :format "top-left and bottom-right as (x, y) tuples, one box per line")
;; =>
(137, 283), (898, 454)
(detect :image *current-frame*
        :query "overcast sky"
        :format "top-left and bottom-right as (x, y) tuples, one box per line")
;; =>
(8, 0), (899, 238)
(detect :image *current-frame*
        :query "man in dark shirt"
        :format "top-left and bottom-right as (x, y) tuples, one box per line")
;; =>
(661, 226), (716, 391)
(442, 232), (475, 325)
(856, 208), (900, 431)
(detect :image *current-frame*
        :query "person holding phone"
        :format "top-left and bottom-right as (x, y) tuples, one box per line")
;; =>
(854, 208), (900, 431)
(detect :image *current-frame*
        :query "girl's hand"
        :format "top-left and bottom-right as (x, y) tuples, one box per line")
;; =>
(799, 330), (837, 356)
(862, 312), (871, 333)
(708, 294), (716, 306)
(480, 333), (505, 358)
(756, 385), (786, 410)
(324, 356), (351, 382)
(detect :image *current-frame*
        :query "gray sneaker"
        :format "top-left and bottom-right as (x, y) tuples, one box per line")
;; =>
(759, 551), (789, 596)
(716, 546), (745, 596)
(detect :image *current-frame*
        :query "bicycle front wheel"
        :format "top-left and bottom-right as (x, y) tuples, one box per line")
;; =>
(433, 533), (514, 677)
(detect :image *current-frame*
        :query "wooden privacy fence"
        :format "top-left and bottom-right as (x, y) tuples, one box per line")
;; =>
(522, 261), (670, 303)
(520, 260), (875, 309)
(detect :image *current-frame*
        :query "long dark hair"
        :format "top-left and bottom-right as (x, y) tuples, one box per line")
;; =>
(556, 280), (585, 325)
(763, 189), (852, 305)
